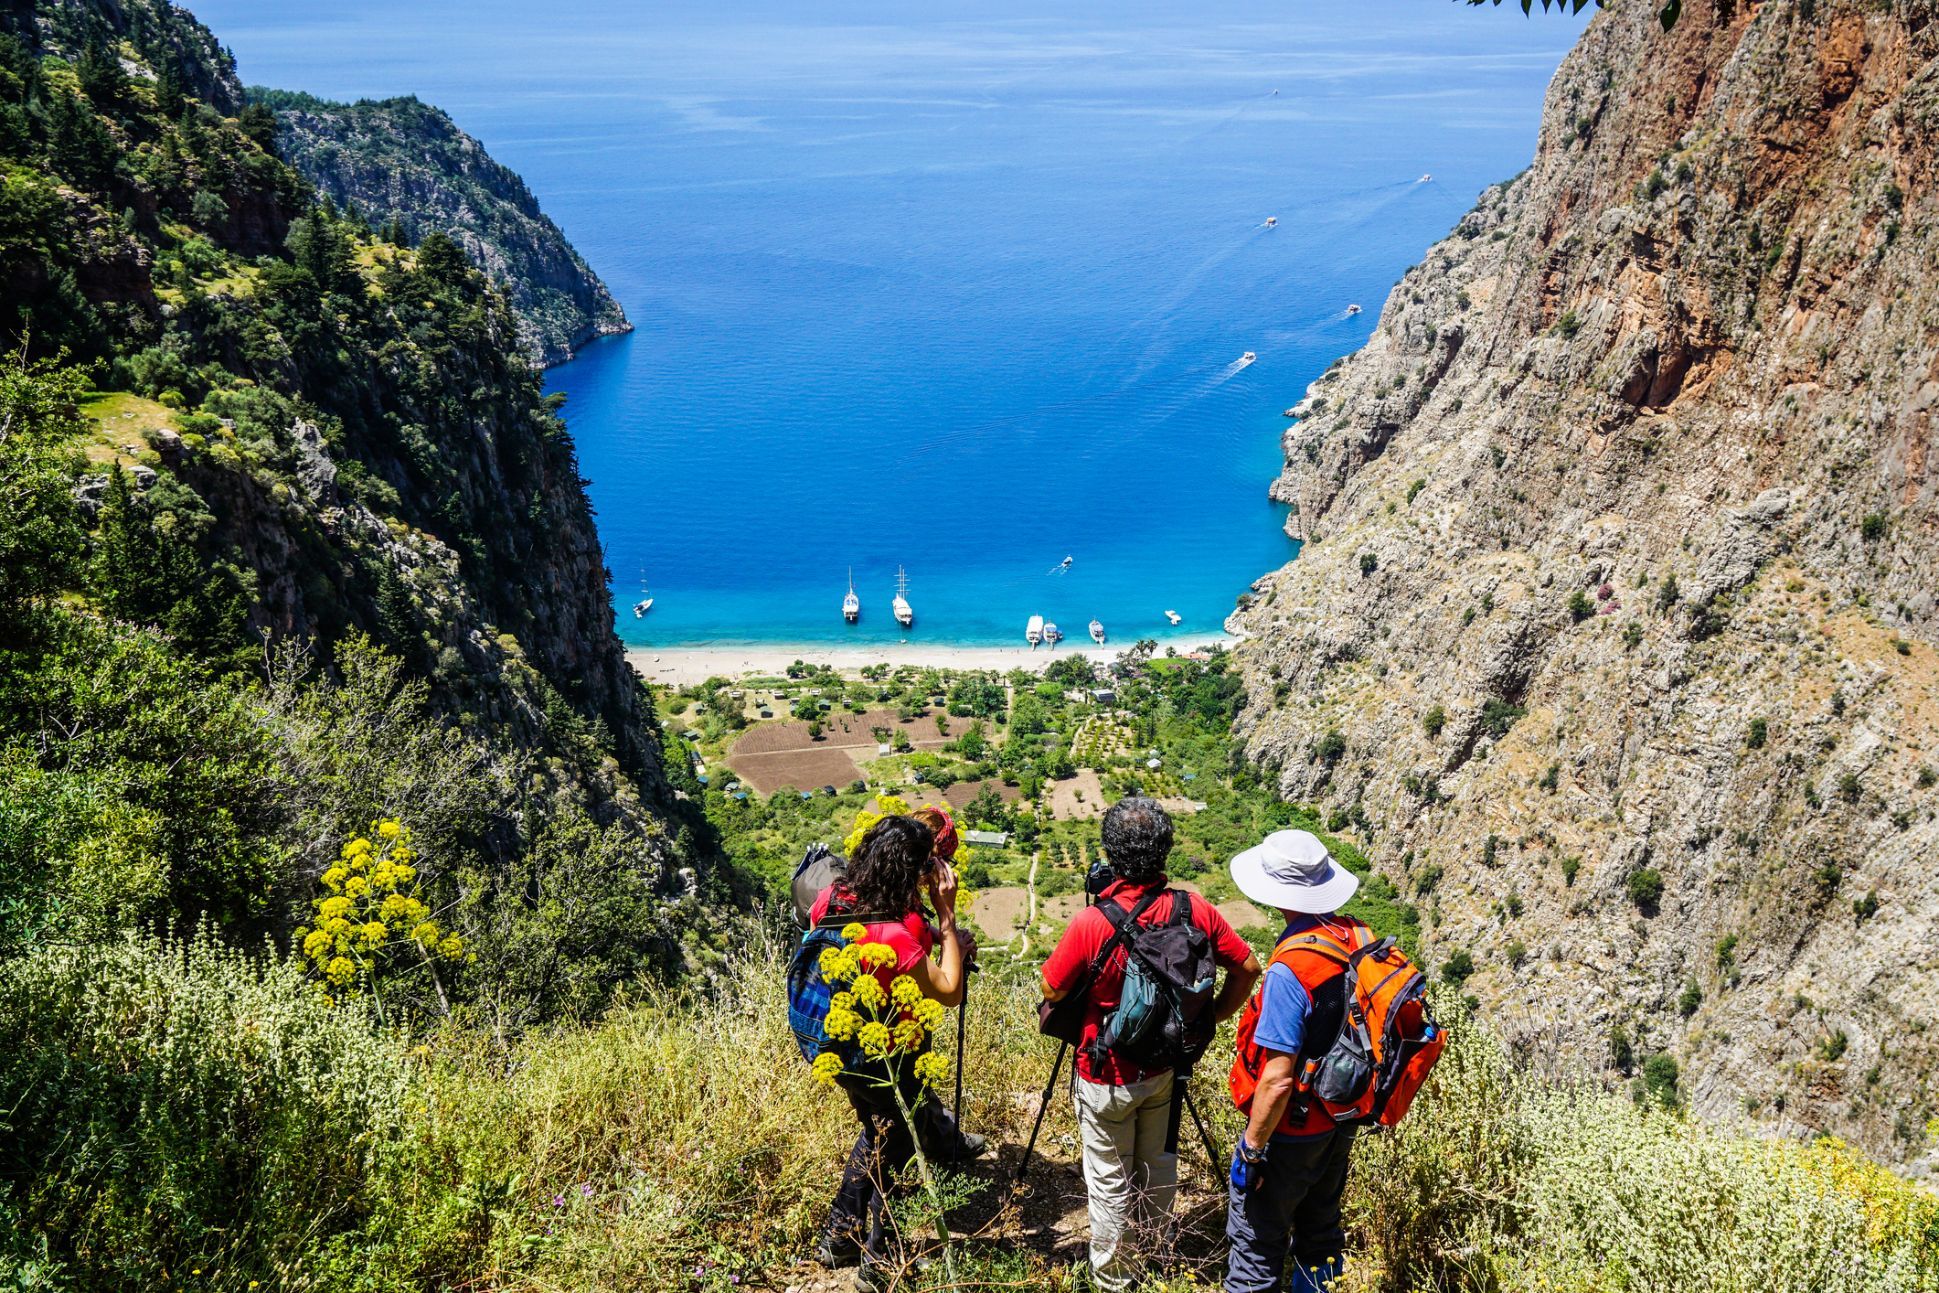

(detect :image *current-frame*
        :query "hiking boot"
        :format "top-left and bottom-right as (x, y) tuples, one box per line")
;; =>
(945, 1130), (990, 1163)
(816, 1234), (862, 1269)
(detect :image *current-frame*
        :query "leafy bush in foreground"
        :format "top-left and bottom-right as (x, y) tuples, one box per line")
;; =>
(0, 931), (409, 1290)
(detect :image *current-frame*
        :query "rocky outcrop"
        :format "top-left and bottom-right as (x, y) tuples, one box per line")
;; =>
(256, 90), (632, 368)
(1231, 0), (1939, 1169)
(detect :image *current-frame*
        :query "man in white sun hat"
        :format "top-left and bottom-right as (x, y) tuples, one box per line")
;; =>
(1221, 829), (1365, 1293)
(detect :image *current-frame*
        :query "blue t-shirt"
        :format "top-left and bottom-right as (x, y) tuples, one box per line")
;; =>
(1254, 917), (1329, 1141)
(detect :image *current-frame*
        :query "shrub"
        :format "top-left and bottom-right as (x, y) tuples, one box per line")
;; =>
(1566, 588), (1593, 622)
(1314, 730), (1347, 765)
(1359, 552), (1379, 576)
(1861, 512), (1888, 543)
(1655, 572), (1680, 610)
(1640, 1052), (1681, 1109)
(0, 931), (408, 1288)
(1422, 705), (1447, 738)
(1441, 949), (1476, 986)
(1627, 867), (1665, 910)
(1555, 310), (1582, 339)
(1561, 855), (1581, 886)
(1747, 717), (1768, 749)
(1678, 982), (1703, 1017)
(1480, 699), (1525, 739)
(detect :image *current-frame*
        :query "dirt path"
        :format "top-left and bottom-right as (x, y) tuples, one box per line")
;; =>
(1018, 850), (1041, 961)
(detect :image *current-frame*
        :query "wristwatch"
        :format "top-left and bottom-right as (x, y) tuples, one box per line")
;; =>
(1237, 1136), (1269, 1165)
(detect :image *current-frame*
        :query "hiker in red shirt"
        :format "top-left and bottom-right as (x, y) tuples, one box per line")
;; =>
(1040, 797), (1261, 1292)
(810, 815), (967, 1288)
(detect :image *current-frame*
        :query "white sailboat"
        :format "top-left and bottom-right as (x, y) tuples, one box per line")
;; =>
(1089, 618), (1106, 645)
(1025, 614), (1044, 647)
(632, 570), (652, 618)
(892, 567), (914, 629)
(842, 568), (860, 624)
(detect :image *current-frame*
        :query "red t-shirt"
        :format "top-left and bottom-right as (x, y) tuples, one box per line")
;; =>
(809, 887), (935, 991)
(1041, 879), (1254, 1085)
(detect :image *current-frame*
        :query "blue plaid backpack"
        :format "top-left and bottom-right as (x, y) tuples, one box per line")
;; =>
(788, 913), (860, 1063)
(786, 876), (897, 1064)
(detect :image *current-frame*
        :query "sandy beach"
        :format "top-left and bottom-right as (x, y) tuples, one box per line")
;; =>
(624, 635), (1237, 686)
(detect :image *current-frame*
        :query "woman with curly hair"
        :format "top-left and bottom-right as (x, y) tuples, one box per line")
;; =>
(809, 814), (965, 1286)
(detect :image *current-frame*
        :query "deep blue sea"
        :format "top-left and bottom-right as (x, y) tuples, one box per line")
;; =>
(195, 0), (1585, 647)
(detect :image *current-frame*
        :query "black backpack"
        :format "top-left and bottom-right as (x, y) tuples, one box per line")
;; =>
(1089, 890), (1218, 1072)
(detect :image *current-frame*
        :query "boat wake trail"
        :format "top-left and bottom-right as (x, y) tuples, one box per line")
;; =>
(1206, 354), (1257, 387)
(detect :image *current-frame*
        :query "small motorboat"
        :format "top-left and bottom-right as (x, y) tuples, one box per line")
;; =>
(1264, 216), (1277, 228)
(633, 598), (653, 618)
(1026, 614), (1044, 647)
(843, 567), (860, 624)
(1282, 407), (1299, 418)
(1164, 609), (1182, 626)
(1044, 620), (1063, 646)
(1239, 351), (1257, 364)
(1418, 173), (1432, 183)
(1346, 304), (1362, 315)
(1090, 618), (1106, 645)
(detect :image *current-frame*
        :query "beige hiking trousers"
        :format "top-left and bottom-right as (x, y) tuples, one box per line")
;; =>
(1073, 1068), (1178, 1292)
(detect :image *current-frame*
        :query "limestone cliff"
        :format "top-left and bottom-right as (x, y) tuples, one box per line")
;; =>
(1231, 0), (1939, 1168)
(255, 89), (632, 368)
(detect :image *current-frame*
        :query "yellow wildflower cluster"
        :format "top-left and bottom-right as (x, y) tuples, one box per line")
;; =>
(811, 922), (951, 1091)
(295, 821), (464, 1001)
(840, 795), (912, 857)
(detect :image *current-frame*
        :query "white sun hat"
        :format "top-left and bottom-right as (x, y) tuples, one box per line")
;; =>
(1230, 829), (1360, 914)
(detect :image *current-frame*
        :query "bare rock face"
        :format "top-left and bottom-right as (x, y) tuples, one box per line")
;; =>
(1231, 0), (1939, 1168)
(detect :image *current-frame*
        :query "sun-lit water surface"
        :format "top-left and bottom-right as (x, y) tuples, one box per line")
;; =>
(192, 0), (1586, 647)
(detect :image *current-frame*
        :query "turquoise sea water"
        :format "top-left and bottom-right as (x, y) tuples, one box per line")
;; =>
(195, 0), (1585, 648)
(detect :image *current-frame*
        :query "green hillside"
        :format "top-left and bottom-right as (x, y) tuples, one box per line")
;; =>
(252, 88), (631, 368)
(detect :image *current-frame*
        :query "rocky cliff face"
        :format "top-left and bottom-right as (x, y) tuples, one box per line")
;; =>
(3, 0), (691, 869)
(1230, 0), (1939, 1168)
(257, 90), (632, 368)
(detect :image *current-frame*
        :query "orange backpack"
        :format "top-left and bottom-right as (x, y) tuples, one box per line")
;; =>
(1229, 922), (1445, 1129)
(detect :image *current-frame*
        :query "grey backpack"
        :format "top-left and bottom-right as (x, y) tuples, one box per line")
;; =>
(791, 843), (844, 929)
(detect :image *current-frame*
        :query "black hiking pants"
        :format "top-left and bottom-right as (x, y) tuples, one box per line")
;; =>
(828, 1067), (941, 1264)
(1223, 1124), (1356, 1292)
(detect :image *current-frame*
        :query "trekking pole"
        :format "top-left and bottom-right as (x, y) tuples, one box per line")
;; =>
(953, 965), (970, 1125)
(1182, 1086), (1224, 1183)
(1014, 1040), (1066, 1184)
(1163, 1068), (1188, 1155)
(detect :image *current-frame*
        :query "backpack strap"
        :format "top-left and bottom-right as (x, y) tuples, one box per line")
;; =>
(1167, 889), (1194, 927)
(1094, 887), (1165, 954)
(812, 912), (899, 931)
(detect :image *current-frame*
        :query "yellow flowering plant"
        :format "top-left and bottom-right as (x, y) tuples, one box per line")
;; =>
(294, 820), (464, 1024)
(809, 921), (960, 1278)
(841, 795), (911, 857)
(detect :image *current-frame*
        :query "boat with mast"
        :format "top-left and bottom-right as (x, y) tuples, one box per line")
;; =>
(892, 567), (914, 629)
(842, 568), (860, 624)
(632, 570), (652, 618)
(1089, 618), (1106, 645)
(1025, 614), (1044, 647)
